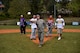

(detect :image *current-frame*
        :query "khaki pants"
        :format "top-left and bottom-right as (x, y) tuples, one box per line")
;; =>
(57, 28), (62, 34)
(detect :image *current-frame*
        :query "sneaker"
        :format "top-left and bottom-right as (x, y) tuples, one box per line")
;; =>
(30, 38), (33, 40)
(33, 38), (36, 40)
(58, 37), (61, 40)
(38, 45), (42, 47)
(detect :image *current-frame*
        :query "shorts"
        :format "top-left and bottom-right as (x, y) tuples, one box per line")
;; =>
(57, 28), (62, 34)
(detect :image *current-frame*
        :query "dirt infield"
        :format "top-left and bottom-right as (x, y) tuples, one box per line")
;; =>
(27, 34), (57, 44)
(0, 29), (80, 34)
(0, 29), (80, 44)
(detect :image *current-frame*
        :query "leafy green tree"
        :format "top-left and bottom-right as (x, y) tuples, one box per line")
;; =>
(38, 0), (54, 14)
(2, 0), (11, 12)
(67, 0), (80, 16)
(0, 0), (11, 17)
(8, 0), (30, 18)
(27, 0), (41, 14)
(1, 0), (80, 19)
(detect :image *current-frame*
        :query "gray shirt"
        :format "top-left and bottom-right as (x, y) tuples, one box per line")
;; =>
(36, 19), (46, 32)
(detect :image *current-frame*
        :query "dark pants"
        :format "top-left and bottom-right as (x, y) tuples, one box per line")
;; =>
(20, 25), (26, 34)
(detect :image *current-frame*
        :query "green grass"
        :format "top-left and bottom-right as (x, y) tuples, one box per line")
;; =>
(52, 32), (80, 53)
(0, 33), (80, 53)
(0, 25), (19, 29)
(0, 25), (80, 29)
(65, 25), (80, 29)
(0, 18), (80, 53)
(0, 25), (31, 29)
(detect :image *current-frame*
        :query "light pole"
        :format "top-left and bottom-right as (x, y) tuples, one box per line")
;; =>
(54, 4), (56, 18)
(54, 0), (72, 18)
(54, 0), (60, 18)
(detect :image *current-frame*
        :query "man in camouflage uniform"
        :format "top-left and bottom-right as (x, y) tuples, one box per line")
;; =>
(36, 15), (46, 47)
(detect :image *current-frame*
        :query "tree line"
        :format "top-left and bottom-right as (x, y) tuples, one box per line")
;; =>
(0, 0), (80, 19)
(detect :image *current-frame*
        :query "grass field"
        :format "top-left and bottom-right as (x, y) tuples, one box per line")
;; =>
(0, 25), (80, 29)
(0, 25), (80, 53)
(0, 33), (80, 53)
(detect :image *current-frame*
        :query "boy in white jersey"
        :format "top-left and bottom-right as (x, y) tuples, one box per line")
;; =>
(30, 15), (37, 40)
(55, 15), (65, 40)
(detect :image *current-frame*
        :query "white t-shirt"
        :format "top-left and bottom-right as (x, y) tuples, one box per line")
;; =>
(55, 18), (65, 28)
(30, 18), (37, 28)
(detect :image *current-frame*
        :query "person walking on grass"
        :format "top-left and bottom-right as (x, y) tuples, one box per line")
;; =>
(46, 15), (54, 37)
(36, 15), (46, 47)
(19, 15), (26, 34)
(30, 15), (37, 40)
(55, 15), (65, 40)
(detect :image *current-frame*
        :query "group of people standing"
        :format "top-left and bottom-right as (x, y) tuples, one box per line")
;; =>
(19, 14), (65, 47)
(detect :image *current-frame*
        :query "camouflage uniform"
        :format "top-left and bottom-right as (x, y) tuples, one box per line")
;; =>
(36, 19), (46, 45)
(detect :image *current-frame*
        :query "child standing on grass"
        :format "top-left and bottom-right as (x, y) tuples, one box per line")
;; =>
(46, 15), (54, 37)
(55, 15), (65, 40)
(36, 15), (46, 47)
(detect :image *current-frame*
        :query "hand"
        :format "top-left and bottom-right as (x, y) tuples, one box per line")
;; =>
(46, 27), (48, 29)
(62, 27), (64, 29)
(55, 27), (57, 29)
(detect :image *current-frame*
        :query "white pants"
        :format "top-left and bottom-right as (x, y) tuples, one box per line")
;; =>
(30, 28), (36, 39)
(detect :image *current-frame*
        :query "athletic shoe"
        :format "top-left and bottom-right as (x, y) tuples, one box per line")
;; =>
(30, 38), (33, 40)
(38, 45), (42, 47)
(33, 38), (36, 40)
(30, 38), (36, 40)
(58, 37), (61, 40)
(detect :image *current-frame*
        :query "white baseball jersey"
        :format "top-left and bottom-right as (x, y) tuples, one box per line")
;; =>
(30, 18), (37, 28)
(55, 18), (65, 29)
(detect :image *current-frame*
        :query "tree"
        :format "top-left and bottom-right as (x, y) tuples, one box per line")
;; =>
(67, 0), (80, 16)
(2, 0), (11, 12)
(27, 0), (42, 14)
(38, 0), (55, 14)
(0, 0), (11, 17)
(8, 0), (30, 18)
